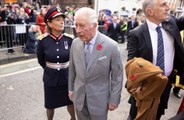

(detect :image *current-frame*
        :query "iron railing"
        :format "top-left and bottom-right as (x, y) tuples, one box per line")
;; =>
(0, 24), (80, 51)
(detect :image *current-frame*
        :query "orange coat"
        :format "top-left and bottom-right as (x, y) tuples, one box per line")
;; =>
(126, 58), (168, 120)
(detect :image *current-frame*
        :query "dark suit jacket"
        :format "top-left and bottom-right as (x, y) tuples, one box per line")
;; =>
(107, 22), (121, 41)
(128, 15), (184, 70)
(127, 15), (184, 117)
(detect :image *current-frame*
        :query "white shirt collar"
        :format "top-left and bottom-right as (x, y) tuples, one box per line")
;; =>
(85, 32), (98, 45)
(146, 19), (162, 31)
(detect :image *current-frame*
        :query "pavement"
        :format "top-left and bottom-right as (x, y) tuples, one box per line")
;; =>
(0, 43), (183, 120)
(0, 47), (36, 65)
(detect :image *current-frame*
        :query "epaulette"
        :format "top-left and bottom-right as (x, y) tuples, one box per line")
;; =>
(63, 33), (75, 39)
(37, 33), (49, 40)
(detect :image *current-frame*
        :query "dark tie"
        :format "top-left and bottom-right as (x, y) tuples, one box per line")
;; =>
(156, 26), (165, 74)
(85, 43), (91, 67)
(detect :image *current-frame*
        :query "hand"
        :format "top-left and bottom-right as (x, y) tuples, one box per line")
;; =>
(108, 103), (118, 111)
(68, 91), (74, 101)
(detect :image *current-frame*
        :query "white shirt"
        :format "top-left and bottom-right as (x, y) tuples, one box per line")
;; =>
(113, 23), (117, 29)
(146, 19), (175, 76)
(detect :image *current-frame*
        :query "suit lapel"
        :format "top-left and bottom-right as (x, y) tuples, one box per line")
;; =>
(87, 33), (104, 71)
(77, 39), (86, 71)
(162, 20), (181, 45)
(142, 22), (153, 61)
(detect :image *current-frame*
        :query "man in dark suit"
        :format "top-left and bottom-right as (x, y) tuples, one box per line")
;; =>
(107, 16), (121, 42)
(126, 0), (184, 120)
(126, 15), (139, 49)
(127, 15), (139, 36)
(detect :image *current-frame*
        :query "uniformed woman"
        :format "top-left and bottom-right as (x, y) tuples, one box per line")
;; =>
(37, 5), (76, 120)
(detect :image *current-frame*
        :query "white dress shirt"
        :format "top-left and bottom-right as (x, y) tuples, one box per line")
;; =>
(146, 19), (175, 76)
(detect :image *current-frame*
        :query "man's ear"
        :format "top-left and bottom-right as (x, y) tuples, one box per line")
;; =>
(146, 8), (153, 16)
(93, 23), (98, 29)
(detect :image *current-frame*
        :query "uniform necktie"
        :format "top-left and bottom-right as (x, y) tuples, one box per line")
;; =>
(85, 43), (91, 67)
(156, 26), (165, 74)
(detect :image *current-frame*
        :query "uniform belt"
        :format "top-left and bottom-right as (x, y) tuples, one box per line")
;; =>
(46, 61), (69, 69)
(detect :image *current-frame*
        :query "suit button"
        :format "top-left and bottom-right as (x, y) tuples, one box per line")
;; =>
(57, 56), (59, 58)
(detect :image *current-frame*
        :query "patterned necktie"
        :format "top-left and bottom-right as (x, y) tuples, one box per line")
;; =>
(156, 26), (165, 74)
(85, 43), (91, 67)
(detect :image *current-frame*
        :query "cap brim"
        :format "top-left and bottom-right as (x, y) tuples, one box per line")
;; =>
(52, 13), (66, 19)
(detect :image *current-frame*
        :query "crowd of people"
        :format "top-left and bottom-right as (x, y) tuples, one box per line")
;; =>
(0, 1), (77, 25)
(1, 0), (184, 120)
(0, 1), (77, 53)
(0, 0), (146, 54)
(0, 1), (145, 54)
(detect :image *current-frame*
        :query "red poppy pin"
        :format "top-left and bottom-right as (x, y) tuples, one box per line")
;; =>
(130, 74), (136, 81)
(96, 44), (103, 51)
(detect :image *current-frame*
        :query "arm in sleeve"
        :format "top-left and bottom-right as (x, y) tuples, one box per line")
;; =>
(127, 30), (138, 61)
(36, 40), (46, 68)
(109, 43), (123, 106)
(68, 42), (76, 92)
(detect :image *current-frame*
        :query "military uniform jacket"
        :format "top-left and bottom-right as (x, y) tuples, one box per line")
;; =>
(37, 34), (72, 87)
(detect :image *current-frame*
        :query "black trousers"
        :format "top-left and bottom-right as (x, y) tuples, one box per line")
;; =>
(173, 86), (180, 93)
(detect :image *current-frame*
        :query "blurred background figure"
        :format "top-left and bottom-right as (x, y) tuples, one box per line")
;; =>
(36, 7), (47, 34)
(6, 13), (16, 54)
(17, 7), (30, 24)
(23, 25), (41, 54)
(126, 14), (139, 50)
(107, 15), (121, 42)
(138, 13), (146, 25)
(102, 16), (110, 35)
(0, 5), (7, 25)
(127, 15), (139, 36)
(119, 16), (128, 43)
